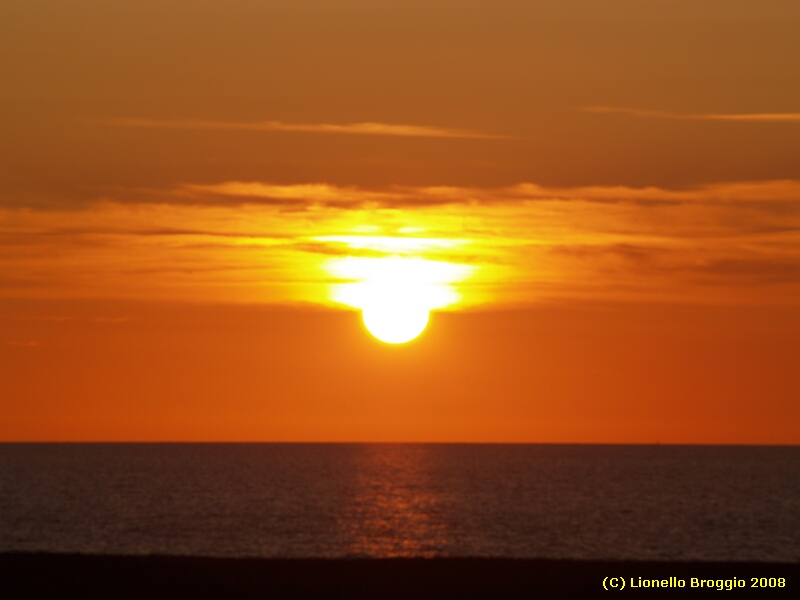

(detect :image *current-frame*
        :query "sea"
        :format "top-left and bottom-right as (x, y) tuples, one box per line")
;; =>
(0, 444), (798, 562)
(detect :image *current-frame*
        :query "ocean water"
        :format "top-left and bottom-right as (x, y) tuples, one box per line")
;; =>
(0, 444), (798, 562)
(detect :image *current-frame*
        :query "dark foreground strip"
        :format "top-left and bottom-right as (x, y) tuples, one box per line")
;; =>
(1, 553), (797, 599)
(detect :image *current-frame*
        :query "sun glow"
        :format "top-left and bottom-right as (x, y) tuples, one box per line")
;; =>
(325, 252), (476, 344)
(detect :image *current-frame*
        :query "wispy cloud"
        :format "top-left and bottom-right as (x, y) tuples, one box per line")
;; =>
(181, 182), (392, 207)
(180, 179), (800, 210)
(584, 106), (800, 123)
(92, 118), (507, 139)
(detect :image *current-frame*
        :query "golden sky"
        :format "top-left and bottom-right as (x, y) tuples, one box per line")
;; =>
(2, 1), (799, 442)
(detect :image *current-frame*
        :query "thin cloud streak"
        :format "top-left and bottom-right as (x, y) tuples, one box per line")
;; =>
(182, 179), (800, 208)
(585, 106), (800, 123)
(92, 118), (508, 139)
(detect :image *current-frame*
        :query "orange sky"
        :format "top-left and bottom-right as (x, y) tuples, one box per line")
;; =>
(2, 1), (799, 442)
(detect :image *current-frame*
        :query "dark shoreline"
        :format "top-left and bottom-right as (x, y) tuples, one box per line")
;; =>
(1, 554), (797, 599)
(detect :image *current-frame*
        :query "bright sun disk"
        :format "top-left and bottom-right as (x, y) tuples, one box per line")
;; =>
(361, 299), (430, 344)
(325, 253), (475, 344)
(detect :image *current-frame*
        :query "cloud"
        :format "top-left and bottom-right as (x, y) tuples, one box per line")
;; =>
(92, 118), (507, 139)
(508, 180), (800, 206)
(584, 106), (800, 123)
(691, 259), (800, 285)
(179, 182), (481, 209)
(2, 179), (800, 306)
(181, 182), (390, 207)
(179, 180), (800, 213)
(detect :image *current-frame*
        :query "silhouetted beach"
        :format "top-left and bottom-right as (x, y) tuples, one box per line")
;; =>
(2, 554), (797, 599)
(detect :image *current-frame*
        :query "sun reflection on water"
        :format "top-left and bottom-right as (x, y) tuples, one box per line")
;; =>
(337, 445), (456, 557)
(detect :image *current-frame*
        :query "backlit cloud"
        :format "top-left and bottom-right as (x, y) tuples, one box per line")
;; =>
(180, 179), (800, 211)
(2, 180), (799, 307)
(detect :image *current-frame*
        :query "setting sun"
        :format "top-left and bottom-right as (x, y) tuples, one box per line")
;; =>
(362, 301), (429, 344)
(323, 251), (476, 343)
